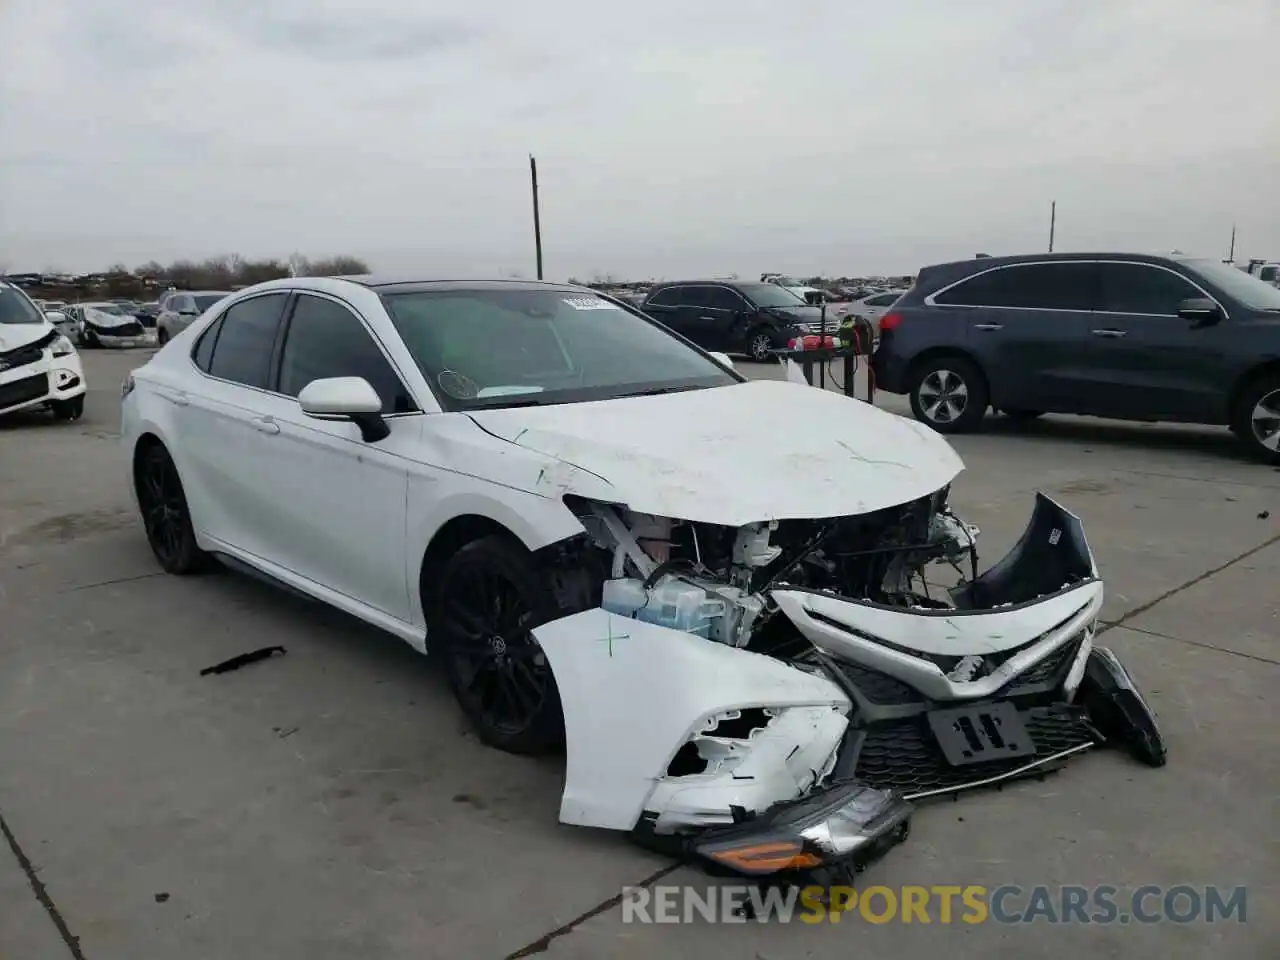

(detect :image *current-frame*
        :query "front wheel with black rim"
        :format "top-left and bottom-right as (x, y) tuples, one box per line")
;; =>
(50, 396), (84, 421)
(156, 327), (169, 346)
(134, 443), (209, 574)
(746, 328), (775, 362)
(908, 355), (989, 433)
(431, 535), (564, 755)
(1232, 375), (1280, 463)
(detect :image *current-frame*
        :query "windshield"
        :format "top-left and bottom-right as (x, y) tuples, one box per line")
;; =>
(380, 287), (739, 410)
(194, 294), (227, 310)
(736, 282), (810, 308)
(1183, 260), (1280, 310)
(0, 284), (46, 324)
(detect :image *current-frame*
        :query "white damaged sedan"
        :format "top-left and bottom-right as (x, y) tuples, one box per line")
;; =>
(121, 277), (1166, 881)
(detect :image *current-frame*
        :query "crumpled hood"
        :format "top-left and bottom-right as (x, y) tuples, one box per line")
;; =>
(0, 321), (54, 353)
(467, 379), (964, 525)
(84, 308), (133, 329)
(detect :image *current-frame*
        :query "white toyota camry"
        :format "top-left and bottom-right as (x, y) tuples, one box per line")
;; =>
(121, 276), (1165, 881)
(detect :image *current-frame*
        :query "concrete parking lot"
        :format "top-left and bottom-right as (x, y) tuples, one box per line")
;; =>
(2, 349), (1277, 960)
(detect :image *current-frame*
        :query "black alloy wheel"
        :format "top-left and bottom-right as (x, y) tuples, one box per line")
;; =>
(433, 535), (563, 755)
(135, 444), (208, 573)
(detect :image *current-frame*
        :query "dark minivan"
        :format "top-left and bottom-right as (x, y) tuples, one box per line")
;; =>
(642, 280), (833, 361)
(872, 252), (1280, 461)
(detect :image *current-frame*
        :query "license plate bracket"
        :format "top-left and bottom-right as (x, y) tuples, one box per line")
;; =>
(927, 701), (1036, 766)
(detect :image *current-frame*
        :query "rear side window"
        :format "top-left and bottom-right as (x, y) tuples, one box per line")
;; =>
(934, 263), (1097, 311)
(1096, 263), (1202, 315)
(277, 294), (416, 414)
(206, 293), (289, 388)
(646, 287), (687, 306)
(192, 317), (222, 372)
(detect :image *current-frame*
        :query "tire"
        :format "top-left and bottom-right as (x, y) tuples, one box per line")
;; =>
(156, 328), (169, 346)
(746, 328), (775, 362)
(430, 535), (565, 755)
(1003, 408), (1044, 421)
(1231, 375), (1280, 463)
(908, 354), (989, 433)
(134, 443), (210, 574)
(50, 395), (84, 421)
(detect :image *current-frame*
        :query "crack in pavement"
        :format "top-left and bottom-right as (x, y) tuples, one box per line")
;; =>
(504, 528), (1280, 958)
(1095, 528), (1280, 640)
(0, 810), (86, 960)
(1103, 623), (1280, 666)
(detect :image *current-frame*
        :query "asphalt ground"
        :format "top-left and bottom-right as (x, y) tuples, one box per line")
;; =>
(1, 349), (1276, 959)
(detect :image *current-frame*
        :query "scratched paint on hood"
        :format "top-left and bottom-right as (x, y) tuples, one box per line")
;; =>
(467, 379), (964, 525)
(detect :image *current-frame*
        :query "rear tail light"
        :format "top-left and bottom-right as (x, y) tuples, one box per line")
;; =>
(879, 312), (903, 331)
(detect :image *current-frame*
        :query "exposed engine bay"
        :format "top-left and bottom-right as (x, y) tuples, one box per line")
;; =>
(564, 484), (1010, 650)
(530, 487), (1167, 885)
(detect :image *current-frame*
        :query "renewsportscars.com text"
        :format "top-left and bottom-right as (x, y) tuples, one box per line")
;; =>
(621, 884), (1249, 925)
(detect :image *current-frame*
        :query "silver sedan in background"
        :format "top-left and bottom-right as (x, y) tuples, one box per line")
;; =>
(155, 291), (232, 344)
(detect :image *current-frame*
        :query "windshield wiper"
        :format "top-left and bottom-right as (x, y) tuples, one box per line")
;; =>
(613, 385), (704, 398)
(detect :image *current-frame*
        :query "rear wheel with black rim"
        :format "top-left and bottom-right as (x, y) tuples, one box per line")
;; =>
(431, 535), (564, 755)
(908, 355), (989, 433)
(156, 327), (169, 346)
(746, 328), (775, 362)
(1232, 374), (1280, 463)
(134, 443), (209, 573)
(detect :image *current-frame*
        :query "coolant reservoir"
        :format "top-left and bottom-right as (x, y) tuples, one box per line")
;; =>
(601, 577), (726, 639)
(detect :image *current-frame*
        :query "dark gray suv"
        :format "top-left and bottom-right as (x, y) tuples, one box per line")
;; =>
(871, 253), (1280, 461)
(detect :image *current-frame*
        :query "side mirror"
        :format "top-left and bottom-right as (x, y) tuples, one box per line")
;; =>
(708, 351), (735, 370)
(297, 377), (389, 442)
(1177, 298), (1222, 326)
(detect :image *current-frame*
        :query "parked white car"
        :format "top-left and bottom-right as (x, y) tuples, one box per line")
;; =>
(839, 289), (907, 332)
(121, 276), (1165, 880)
(0, 281), (86, 421)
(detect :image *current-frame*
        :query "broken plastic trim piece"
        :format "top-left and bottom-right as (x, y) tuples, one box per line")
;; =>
(1078, 646), (1168, 767)
(690, 781), (912, 878)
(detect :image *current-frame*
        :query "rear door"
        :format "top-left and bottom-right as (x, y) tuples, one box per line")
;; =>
(930, 261), (1098, 412)
(1080, 261), (1229, 421)
(698, 285), (751, 351)
(641, 285), (696, 338)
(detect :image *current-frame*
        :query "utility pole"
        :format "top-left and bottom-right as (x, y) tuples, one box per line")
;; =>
(529, 155), (544, 280)
(1048, 201), (1056, 253)
(1228, 224), (1236, 263)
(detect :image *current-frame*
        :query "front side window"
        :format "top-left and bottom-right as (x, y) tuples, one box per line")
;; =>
(1096, 263), (1201, 315)
(278, 295), (416, 414)
(735, 282), (807, 308)
(645, 286), (688, 307)
(381, 287), (738, 411)
(0, 285), (48, 325)
(205, 293), (288, 388)
(934, 262), (1097, 311)
(702, 287), (747, 311)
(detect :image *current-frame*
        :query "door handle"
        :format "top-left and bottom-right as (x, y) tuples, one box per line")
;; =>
(1091, 329), (1127, 338)
(973, 323), (1003, 331)
(698, 316), (717, 321)
(251, 416), (280, 435)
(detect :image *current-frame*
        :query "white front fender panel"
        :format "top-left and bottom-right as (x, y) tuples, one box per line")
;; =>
(533, 608), (850, 832)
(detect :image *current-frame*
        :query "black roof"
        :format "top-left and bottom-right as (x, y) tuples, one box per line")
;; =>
(924, 251), (1202, 271)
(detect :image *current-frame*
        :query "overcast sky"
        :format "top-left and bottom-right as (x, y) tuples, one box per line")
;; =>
(2, 0), (1277, 279)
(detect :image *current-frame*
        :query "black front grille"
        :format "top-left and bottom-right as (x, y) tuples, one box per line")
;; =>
(852, 704), (1095, 796)
(95, 320), (144, 337)
(0, 373), (50, 409)
(0, 343), (45, 369)
(838, 661), (925, 705)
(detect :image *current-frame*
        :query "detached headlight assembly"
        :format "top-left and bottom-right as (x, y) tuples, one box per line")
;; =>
(50, 335), (76, 357)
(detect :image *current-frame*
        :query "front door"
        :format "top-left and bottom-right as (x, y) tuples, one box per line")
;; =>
(250, 292), (418, 620)
(1080, 261), (1228, 421)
